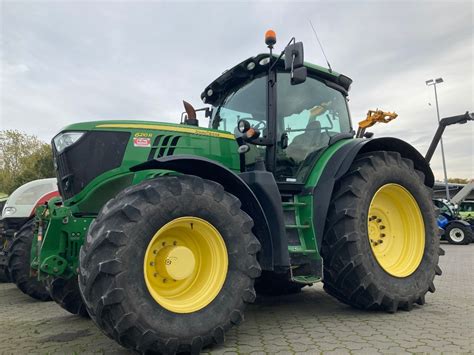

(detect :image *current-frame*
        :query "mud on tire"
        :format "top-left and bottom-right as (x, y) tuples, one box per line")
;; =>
(322, 151), (443, 312)
(79, 175), (261, 354)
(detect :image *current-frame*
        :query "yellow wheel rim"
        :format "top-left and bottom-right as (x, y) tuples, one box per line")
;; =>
(143, 217), (228, 313)
(368, 184), (425, 278)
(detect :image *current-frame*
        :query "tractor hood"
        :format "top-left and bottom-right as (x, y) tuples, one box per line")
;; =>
(52, 119), (240, 206)
(55, 120), (234, 140)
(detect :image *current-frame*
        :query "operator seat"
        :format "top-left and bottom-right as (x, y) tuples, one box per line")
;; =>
(286, 120), (325, 163)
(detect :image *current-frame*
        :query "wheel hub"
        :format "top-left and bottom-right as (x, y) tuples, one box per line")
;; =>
(155, 245), (196, 281)
(449, 228), (464, 242)
(368, 215), (387, 247)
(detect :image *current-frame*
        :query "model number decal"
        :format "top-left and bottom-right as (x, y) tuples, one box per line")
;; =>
(133, 138), (151, 147)
(134, 132), (153, 138)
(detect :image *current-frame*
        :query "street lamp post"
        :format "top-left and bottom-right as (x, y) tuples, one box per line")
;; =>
(426, 77), (450, 200)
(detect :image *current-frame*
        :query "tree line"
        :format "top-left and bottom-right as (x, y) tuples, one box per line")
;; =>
(0, 130), (55, 195)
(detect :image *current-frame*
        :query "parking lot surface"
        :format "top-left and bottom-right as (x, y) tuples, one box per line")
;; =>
(0, 242), (472, 354)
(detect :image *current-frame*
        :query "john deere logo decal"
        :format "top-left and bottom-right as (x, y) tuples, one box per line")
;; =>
(134, 137), (151, 147)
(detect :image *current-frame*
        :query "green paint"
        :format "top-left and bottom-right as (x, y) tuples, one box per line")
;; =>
(34, 57), (356, 283)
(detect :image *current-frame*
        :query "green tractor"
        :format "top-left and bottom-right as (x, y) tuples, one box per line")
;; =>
(27, 31), (442, 353)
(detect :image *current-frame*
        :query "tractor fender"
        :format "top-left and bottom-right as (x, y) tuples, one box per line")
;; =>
(130, 155), (275, 270)
(312, 137), (434, 254)
(446, 219), (471, 228)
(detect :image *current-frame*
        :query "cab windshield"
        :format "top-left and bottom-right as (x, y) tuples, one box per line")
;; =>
(210, 75), (267, 135)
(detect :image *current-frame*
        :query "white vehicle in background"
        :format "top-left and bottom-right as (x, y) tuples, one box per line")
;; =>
(0, 178), (58, 282)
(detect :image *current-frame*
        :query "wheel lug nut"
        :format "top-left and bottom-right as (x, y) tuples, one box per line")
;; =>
(173, 241), (177, 246)
(380, 233), (386, 238)
(153, 273), (158, 277)
(378, 239), (383, 244)
(380, 225), (386, 230)
(162, 242), (166, 246)
(150, 262), (154, 266)
(376, 218), (382, 223)
(153, 250), (158, 254)
(163, 278), (167, 283)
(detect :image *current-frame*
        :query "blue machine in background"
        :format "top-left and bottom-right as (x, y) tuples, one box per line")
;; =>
(433, 199), (473, 245)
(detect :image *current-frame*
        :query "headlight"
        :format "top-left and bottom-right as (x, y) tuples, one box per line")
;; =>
(53, 132), (84, 154)
(3, 207), (16, 216)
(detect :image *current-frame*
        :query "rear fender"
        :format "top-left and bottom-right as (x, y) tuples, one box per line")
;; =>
(447, 219), (471, 228)
(312, 137), (434, 254)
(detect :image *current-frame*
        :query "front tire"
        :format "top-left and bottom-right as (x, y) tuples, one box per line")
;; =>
(445, 222), (472, 245)
(79, 175), (261, 354)
(46, 277), (89, 317)
(322, 151), (442, 312)
(8, 220), (51, 301)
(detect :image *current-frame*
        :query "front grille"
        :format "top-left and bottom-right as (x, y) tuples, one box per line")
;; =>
(54, 131), (130, 200)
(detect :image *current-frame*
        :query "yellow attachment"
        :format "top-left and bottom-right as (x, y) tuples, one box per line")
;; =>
(143, 217), (228, 313)
(358, 109), (398, 129)
(368, 184), (425, 277)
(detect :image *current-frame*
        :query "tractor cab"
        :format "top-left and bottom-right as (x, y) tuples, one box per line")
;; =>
(201, 44), (353, 185)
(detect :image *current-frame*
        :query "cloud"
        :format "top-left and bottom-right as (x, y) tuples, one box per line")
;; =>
(1, 0), (472, 179)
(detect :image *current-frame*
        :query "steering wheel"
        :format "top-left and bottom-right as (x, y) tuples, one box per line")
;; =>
(253, 120), (267, 131)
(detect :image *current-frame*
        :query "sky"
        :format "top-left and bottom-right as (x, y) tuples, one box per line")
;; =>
(1, 0), (473, 179)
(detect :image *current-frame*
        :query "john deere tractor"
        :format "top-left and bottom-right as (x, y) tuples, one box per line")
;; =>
(27, 31), (443, 353)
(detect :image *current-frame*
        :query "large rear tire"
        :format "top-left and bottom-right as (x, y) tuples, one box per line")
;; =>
(322, 151), (442, 312)
(79, 175), (261, 353)
(8, 220), (51, 301)
(46, 277), (89, 317)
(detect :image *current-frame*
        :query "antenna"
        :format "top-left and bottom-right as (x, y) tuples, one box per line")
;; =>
(308, 19), (332, 73)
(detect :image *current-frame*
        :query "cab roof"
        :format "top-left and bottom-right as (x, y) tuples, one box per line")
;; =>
(201, 53), (352, 106)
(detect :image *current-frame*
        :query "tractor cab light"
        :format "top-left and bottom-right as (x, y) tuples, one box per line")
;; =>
(265, 29), (276, 47)
(259, 57), (270, 66)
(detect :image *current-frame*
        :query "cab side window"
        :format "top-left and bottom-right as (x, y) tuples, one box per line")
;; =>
(275, 73), (351, 181)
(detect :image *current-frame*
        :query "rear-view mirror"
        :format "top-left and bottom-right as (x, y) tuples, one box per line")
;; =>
(284, 42), (304, 70)
(284, 41), (307, 85)
(291, 66), (307, 85)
